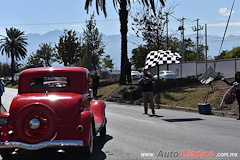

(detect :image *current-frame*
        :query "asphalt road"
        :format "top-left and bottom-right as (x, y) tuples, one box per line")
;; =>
(1, 88), (240, 160)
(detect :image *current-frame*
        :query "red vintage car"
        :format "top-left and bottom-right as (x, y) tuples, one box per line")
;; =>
(0, 67), (107, 158)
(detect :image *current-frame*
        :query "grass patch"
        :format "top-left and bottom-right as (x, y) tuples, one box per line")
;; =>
(155, 87), (221, 108)
(98, 84), (120, 100)
(5, 84), (18, 89)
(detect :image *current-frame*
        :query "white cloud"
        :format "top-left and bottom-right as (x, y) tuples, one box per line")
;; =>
(219, 8), (235, 16)
(72, 24), (82, 27)
(208, 22), (240, 27)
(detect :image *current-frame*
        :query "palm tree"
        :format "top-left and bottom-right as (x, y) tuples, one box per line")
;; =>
(0, 27), (28, 82)
(85, 0), (165, 84)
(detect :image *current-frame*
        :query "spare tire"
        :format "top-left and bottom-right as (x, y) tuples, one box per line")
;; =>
(16, 104), (56, 144)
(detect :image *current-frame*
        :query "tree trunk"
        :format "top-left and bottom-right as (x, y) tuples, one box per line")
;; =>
(93, 55), (97, 72)
(119, 1), (128, 85)
(10, 51), (15, 83)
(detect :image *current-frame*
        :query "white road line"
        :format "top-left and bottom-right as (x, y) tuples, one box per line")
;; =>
(107, 112), (155, 124)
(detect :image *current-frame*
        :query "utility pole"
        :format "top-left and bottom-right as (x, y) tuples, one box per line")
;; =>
(178, 17), (186, 78)
(192, 19), (203, 77)
(205, 24), (208, 71)
(170, 14), (188, 78)
(164, 12), (170, 71)
(165, 12), (170, 50)
(178, 17), (186, 62)
(192, 19), (203, 61)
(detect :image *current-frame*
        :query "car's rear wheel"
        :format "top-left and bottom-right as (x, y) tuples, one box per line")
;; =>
(100, 125), (106, 137)
(81, 122), (94, 156)
(100, 118), (107, 136)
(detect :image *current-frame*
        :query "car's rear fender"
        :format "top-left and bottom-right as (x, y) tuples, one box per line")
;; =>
(90, 100), (106, 124)
(72, 110), (93, 147)
(90, 100), (106, 133)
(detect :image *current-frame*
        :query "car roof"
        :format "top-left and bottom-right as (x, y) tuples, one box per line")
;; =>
(20, 67), (87, 75)
(160, 70), (174, 72)
(160, 70), (175, 73)
(131, 71), (141, 73)
(18, 67), (90, 94)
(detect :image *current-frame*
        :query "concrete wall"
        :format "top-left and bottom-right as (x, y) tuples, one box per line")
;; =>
(148, 58), (240, 79)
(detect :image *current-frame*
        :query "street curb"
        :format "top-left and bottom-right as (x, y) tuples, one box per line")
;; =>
(157, 104), (238, 119)
(158, 105), (238, 118)
(107, 99), (238, 119)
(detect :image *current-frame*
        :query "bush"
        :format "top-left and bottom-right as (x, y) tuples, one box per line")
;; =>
(153, 78), (200, 93)
(122, 85), (142, 100)
(99, 79), (118, 87)
(155, 94), (161, 104)
(121, 78), (200, 101)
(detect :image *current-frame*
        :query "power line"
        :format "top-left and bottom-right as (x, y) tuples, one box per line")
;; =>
(0, 19), (119, 27)
(219, 0), (235, 54)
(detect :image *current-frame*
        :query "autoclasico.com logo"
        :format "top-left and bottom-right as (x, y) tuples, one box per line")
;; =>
(141, 150), (239, 159)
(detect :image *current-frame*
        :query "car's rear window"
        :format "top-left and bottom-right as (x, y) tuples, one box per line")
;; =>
(30, 77), (70, 88)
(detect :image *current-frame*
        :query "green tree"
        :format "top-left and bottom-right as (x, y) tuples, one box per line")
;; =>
(224, 46), (240, 59)
(13, 62), (23, 74)
(0, 62), (2, 77)
(131, 37), (180, 70)
(181, 37), (206, 62)
(131, 37), (203, 69)
(167, 36), (180, 53)
(75, 54), (91, 69)
(37, 43), (56, 67)
(25, 52), (44, 68)
(25, 43), (56, 69)
(0, 27), (28, 82)
(214, 46), (240, 60)
(55, 29), (82, 66)
(184, 38), (197, 62)
(131, 2), (175, 50)
(85, 0), (165, 85)
(81, 13), (105, 71)
(131, 45), (150, 70)
(101, 54), (114, 71)
(214, 50), (228, 60)
(0, 63), (11, 77)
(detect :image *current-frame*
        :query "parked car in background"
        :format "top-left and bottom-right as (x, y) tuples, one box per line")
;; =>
(153, 70), (177, 80)
(131, 71), (142, 80)
(0, 67), (107, 158)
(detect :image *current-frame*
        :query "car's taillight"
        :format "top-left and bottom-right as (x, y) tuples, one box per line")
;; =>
(0, 112), (9, 126)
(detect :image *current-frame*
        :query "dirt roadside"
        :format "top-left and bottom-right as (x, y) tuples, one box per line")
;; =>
(103, 79), (239, 119)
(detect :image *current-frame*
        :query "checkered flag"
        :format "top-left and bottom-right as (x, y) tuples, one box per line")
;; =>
(145, 50), (182, 69)
(144, 51), (160, 68)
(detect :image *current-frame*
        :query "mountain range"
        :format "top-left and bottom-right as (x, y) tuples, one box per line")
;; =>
(0, 30), (239, 69)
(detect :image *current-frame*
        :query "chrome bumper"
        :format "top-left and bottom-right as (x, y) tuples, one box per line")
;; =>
(0, 140), (83, 150)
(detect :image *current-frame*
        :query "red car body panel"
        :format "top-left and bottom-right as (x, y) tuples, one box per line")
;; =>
(18, 67), (90, 94)
(0, 67), (106, 153)
(90, 100), (106, 123)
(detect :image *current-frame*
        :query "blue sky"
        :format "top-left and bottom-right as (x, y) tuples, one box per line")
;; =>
(167, 0), (240, 36)
(0, 0), (239, 37)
